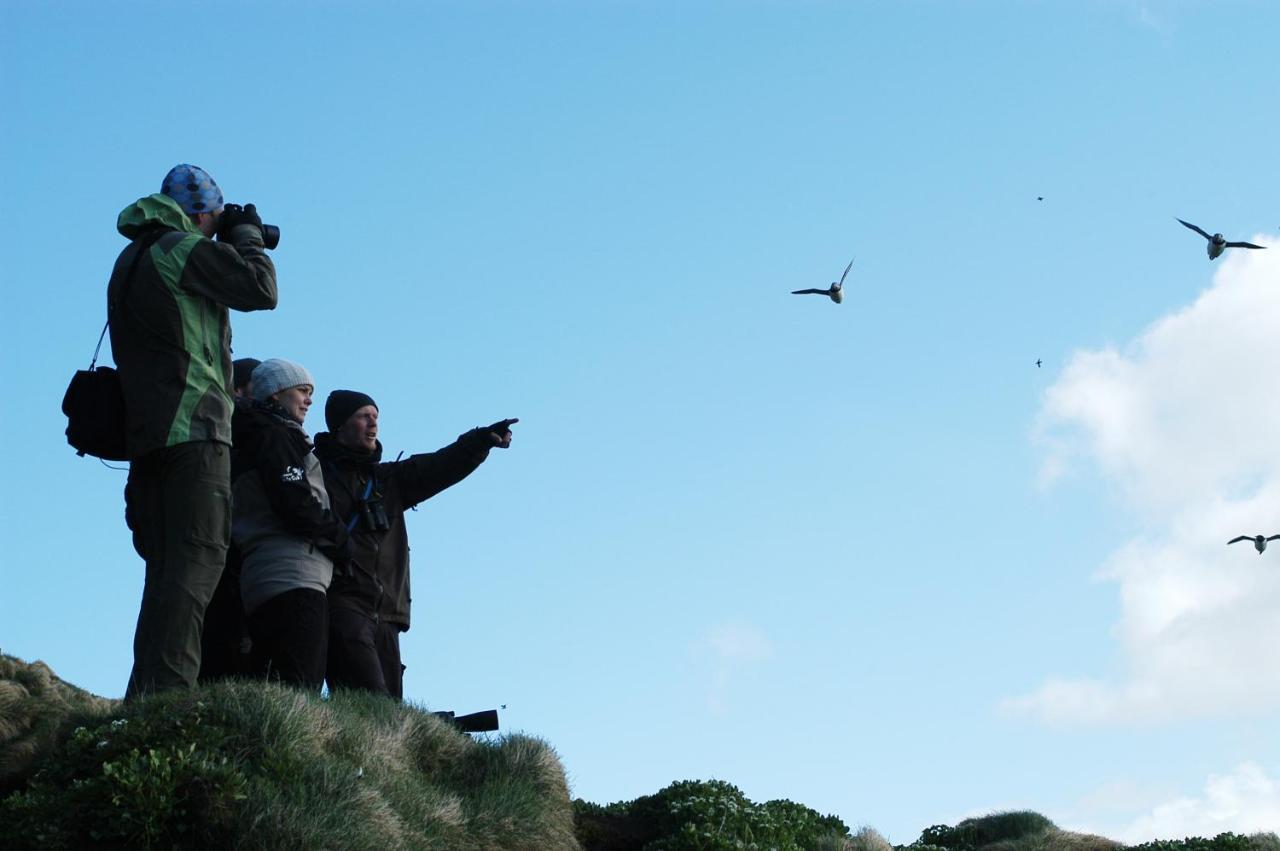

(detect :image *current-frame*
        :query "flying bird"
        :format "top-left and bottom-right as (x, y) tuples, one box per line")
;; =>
(1228, 534), (1280, 554)
(1177, 218), (1265, 260)
(792, 258), (852, 304)
(1035, 359), (1042, 368)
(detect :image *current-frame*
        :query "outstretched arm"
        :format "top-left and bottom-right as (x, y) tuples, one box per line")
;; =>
(389, 418), (518, 509)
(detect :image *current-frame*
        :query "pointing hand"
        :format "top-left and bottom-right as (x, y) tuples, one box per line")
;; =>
(487, 418), (518, 448)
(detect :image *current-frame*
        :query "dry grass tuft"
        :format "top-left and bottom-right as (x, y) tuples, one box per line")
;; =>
(986, 827), (1121, 851)
(0, 653), (115, 789)
(850, 825), (895, 851)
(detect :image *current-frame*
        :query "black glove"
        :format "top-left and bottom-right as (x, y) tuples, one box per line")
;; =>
(218, 203), (263, 239)
(487, 418), (518, 437)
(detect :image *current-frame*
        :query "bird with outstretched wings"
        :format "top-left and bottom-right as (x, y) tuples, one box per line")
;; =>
(792, 257), (853, 304)
(1228, 534), (1280, 553)
(1177, 218), (1265, 260)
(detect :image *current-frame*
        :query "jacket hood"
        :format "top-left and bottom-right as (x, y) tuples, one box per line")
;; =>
(117, 193), (202, 239)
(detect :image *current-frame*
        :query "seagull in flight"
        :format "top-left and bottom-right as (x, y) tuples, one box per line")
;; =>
(1177, 218), (1265, 260)
(1228, 534), (1280, 554)
(792, 258), (852, 304)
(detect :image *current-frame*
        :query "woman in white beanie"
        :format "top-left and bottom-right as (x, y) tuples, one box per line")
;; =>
(229, 358), (350, 691)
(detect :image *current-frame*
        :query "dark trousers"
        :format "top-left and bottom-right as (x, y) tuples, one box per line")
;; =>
(124, 442), (230, 700)
(247, 588), (328, 692)
(326, 606), (405, 699)
(198, 544), (249, 683)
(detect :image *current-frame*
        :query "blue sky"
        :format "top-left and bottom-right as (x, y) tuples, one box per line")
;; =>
(5, 0), (1280, 841)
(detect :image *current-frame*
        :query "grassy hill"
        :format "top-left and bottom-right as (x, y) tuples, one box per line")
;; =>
(2, 653), (1278, 851)
(0, 653), (576, 849)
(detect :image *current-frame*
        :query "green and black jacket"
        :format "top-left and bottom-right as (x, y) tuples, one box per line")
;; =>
(108, 194), (277, 458)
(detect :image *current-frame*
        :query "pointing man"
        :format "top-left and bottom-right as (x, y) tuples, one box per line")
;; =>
(314, 390), (516, 699)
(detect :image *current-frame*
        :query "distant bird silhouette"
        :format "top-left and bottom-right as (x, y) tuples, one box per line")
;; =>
(1037, 196), (1044, 201)
(1177, 218), (1265, 260)
(1036, 359), (1042, 368)
(1228, 534), (1280, 554)
(792, 258), (852, 304)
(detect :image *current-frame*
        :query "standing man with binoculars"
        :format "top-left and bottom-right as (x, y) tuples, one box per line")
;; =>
(315, 390), (516, 699)
(110, 164), (279, 699)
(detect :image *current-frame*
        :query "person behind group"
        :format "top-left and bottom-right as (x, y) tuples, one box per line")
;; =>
(230, 359), (350, 691)
(232, 357), (261, 400)
(198, 357), (263, 683)
(315, 391), (516, 699)
(110, 164), (277, 699)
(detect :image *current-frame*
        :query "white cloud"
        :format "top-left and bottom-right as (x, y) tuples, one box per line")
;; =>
(697, 621), (775, 714)
(1012, 242), (1280, 725)
(705, 622), (774, 663)
(1089, 763), (1280, 843)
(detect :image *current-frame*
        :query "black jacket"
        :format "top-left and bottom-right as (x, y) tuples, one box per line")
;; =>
(231, 402), (350, 612)
(313, 429), (493, 630)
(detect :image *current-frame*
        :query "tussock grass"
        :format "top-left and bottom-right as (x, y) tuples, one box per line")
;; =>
(0, 652), (116, 794)
(0, 653), (578, 850)
(985, 828), (1121, 851)
(851, 825), (896, 851)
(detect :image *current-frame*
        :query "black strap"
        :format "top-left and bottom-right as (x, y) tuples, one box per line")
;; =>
(91, 230), (166, 369)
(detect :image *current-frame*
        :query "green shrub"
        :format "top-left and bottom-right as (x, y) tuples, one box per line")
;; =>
(920, 812), (1058, 851)
(1126, 834), (1280, 851)
(1246, 834), (1280, 851)
(573, 778), (853, 850)
(573, 797), (661, 850)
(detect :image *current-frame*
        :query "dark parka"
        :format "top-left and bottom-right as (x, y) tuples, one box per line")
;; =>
(231, 403), (351, 613)
(313, 430), (494, 631)
(108, 193), (277, 458)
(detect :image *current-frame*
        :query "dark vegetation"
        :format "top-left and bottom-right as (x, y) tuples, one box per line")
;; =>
(0, 653), (576, 849)
(2, 653), (1278, 850)
(572, 779), (855, 850)
(907, 811), (1278, 851)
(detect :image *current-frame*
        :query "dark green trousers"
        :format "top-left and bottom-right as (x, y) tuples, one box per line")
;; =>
(123, 441), (230, 699)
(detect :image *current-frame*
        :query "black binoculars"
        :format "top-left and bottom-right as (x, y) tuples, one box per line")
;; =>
(217, 203), (280, 250)
(359, 494), (391, 532)
(259, 222), (281, 250)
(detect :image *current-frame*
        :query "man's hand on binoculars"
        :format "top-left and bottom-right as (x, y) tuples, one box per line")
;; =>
(220, 203), (263, 236)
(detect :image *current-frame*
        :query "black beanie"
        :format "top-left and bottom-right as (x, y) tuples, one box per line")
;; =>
(326, 389), (378, 433)
(232, 358), (262, 393)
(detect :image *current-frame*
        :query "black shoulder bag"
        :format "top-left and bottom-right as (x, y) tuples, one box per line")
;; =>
(61, 232), (164, 461)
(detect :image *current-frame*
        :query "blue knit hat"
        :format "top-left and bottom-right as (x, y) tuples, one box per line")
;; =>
(160, 164), (223, 214)
(251, 359), (315, 402)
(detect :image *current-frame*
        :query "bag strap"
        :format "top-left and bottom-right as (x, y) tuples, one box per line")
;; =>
(91, 229), (167, 369)
(342, 472), (378, 533)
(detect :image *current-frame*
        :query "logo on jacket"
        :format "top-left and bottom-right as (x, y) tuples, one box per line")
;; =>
(281, 466), (305, 483)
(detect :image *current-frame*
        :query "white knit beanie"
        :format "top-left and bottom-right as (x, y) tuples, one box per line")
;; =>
(251, 358), (315, 401)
